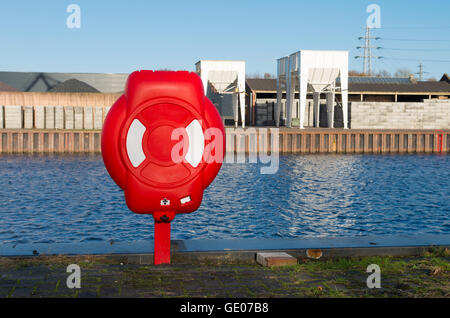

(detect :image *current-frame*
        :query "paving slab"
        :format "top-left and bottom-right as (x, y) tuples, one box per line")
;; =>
(256, 252), (297, 267)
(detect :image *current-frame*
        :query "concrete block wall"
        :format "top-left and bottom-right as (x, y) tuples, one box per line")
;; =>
(104, 106), (111, 125)
(4, 105), (22, 129)
(83, 106), (94, 130)
(0, 105), (4, 128)
(94, 107), (103, 129)
(351, 100), (450, 129)
(74, 107), (83, 129)
(35, 107), (45, 129)
(0, 105), (110, 130)
(55, 106), (64, 129)
(45, 106), (55, 129)
(65, 106), (74, 129)
(23, 106), (33, 129)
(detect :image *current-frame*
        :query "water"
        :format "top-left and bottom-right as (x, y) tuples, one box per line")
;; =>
(0, 154), (448, 244)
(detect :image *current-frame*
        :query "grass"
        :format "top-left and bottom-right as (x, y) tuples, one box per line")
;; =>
(0, 248), (448, 298)
(54, 279), (61, 292)
(7, 286), (16, 298)
(254, 248), (449, 297)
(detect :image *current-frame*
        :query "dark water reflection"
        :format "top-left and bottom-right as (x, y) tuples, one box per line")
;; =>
(0, 154), (448, 244)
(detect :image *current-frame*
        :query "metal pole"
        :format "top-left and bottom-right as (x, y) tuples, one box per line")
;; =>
(153, 211), (175, 265)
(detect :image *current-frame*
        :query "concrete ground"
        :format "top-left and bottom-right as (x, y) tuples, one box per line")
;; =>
(0, 247), (448, 298)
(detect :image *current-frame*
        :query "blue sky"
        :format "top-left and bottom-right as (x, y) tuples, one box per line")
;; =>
(0, 0), (449, 79)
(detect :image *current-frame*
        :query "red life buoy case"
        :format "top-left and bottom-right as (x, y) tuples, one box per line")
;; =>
(101, 71), (225, 264)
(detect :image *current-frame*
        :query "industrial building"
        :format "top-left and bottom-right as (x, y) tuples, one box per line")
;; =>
(195, 60), (246, 127)
(1, 68), (450, 129)
(247, 74), (450, 128)
(275, 50), (349, 129)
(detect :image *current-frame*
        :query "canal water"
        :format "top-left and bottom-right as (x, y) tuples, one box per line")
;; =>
(0, 154), (448, 244)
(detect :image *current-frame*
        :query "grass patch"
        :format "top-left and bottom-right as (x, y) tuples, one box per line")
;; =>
(0, 252), (448, 298)
(55, 279), (61, 292)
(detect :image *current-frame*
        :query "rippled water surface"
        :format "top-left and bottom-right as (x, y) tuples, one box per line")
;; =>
(0, 154), (448, 244)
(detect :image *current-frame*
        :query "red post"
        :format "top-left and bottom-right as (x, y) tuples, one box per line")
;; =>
(153, 211), (175, 265)
(438, 134), (443, 153)
(434, 130), (444, 153)
(154, 221), (171, 265)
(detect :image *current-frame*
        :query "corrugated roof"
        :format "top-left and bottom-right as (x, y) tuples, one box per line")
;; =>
(246, 78), (277, 91)
(344, 77), (411, 84)
(0, 81), (19, 92)
(48, 79), (100, 93)
(0, 72), (128, 93)
(246, 78), (450, 93)
(348, 81), (450, 93)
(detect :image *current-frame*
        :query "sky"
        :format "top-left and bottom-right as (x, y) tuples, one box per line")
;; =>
(0, 0), (449, 79)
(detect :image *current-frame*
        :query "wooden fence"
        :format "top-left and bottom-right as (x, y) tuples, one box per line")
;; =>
(0, 128), (448, 154)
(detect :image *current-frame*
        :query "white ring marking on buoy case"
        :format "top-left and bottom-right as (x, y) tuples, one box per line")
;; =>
(185, 120), (204, 168)
(126, 119), (147, 167)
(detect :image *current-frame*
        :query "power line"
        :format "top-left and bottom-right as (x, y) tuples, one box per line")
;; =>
(355, 26), (382, 75)
(378, 58), (398, 74)
(371, 58), (391, 76)
(373, 57), (408, 77)
(380, 47), (450, 52)
(354, 27), (450, 76)
(379, 38), (450, 42)
(415, 63), (429, 81)
(376, 26), (450, 29)
(382, 56), (450, 63)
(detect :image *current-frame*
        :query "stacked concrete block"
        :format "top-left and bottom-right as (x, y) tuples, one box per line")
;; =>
(65, 106), (74, 129)
(23, 106), (34, 129)
(104, 106), (111, 123)
(83, 106), (93, 130)
(4, 105), (23, 129)
(74, 107), (83, 129)
(55, 106), (64, 129)
(0, 105), (4, 128)
(351, 101), (450, 129)
(35, 106), (45, 129)
(93, 107), (103, 130)
(45, 106), (55, 129)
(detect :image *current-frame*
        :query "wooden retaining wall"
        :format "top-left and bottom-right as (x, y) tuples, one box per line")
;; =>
(0, 129), (448, 154)
(0, 130), (101, 153)
(274, 129), (449, 154)
(0, 92), (121, 107)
